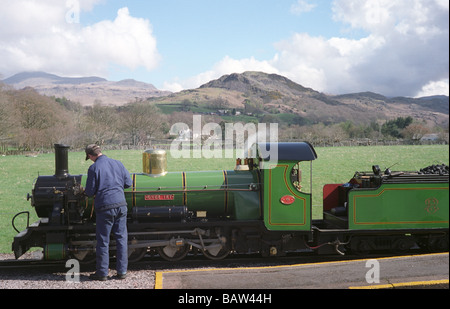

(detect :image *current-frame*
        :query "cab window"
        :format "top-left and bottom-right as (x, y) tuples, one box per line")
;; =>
(290, 162), (311, 193)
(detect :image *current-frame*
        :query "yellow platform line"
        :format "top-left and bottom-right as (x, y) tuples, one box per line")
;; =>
(349, 279), (449, 289)
(154, 272), (163, 290)
(154, 252), (448, 289)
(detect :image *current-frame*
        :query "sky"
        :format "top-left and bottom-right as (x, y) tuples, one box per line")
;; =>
(0, 0), (449, 97)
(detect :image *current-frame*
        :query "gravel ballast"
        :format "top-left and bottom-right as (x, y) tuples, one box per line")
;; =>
(0, 253), (156, 289)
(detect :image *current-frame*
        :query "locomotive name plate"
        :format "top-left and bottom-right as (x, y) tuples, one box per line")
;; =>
(280, 195), (295, 205)
(145, 194), (175, 201)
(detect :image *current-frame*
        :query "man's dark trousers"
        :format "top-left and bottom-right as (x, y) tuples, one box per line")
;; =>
(95, 205), (128, 277)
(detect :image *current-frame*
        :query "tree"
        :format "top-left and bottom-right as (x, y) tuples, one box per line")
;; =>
(212, 96), (229, 109)
(83, 101), (120, 145)
(181, 99), (193, 111)
(0, 84), (13, 141)
(401, 123), (431, 140)
(119, 102), (166, 146)
(381, 116), (414, 138)
(8, 88), (72, 150)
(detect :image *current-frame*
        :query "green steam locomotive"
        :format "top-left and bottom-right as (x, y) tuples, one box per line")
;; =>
(12, 143), (448, 262)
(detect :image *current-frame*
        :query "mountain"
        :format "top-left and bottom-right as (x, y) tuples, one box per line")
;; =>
(3, 71), (448, 127)
(200, 71), (315, 96)
(201, 72), (448, 126)
(2, 71), (171, 106)
(2, 71), (107, 85)
(151, 71), (449, 127)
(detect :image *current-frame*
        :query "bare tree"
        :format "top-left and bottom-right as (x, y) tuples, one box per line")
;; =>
(0, 84), (12, 141)
(83, 101), (120, 145)
(401, 123), (431, 141)
(8, 88), (72, 150)
(119, 102), (167, 146)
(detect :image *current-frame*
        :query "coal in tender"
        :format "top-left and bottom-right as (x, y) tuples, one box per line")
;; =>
(418, 164), (449, 175)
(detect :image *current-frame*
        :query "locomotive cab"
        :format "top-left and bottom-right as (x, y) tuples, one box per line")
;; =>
(253, 142), (318, 232)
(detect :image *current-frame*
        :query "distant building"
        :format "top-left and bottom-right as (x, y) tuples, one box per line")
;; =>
(420, 133), (440, 141)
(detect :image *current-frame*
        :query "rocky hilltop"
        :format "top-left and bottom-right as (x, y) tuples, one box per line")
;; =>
(3, 71), (171, 106)
(153, 71), (449, 127)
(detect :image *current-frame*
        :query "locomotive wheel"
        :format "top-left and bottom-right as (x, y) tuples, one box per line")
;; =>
(157, 237), (190, 261)
(127, 239), (148, 263)
(72, 250), (96, 264)
(432, 238), (449, 252)
(202, 237), (230, 260)
(352, 238), (372, 255)
(202, 246), (230, 260)
(128, 248), (147, 263)
(391, 237), (413, 254)
(157, 245), (189, 261)
(427, 235), (449, 252)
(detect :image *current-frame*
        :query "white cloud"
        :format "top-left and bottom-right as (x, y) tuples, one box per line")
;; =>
(327, 0), (449, 96)
(415, 79), (450, 97)
(170, 33), (387, 95)
(435, 0), (449, 10)
(290, 0), (316, 15)
(3, 0), (447, 98)
(175, 0), (448, 97)
(162, 82), (184, 93)
(81, 8), (160, 72)
(0, 1), (160, 78)
(163, 55), (280, 91)
(270, 32), (392, 94)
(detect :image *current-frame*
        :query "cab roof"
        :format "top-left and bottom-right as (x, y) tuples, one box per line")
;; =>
(255, 142), (318, 161)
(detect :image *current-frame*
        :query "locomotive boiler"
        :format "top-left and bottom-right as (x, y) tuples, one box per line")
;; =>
(11, 143), (449, 263)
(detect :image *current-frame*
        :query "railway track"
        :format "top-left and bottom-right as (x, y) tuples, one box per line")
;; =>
(0, 249), (436, 271)
(0, 258), (67, 270)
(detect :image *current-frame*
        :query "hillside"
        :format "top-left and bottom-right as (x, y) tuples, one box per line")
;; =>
(3, 71), (448, 127)
(200, 71), (315, 96)
(2, 71), (171, 106)
(151, 71), (449, 127)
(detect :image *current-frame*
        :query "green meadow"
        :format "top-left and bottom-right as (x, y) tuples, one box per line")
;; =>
(0, 145), (448, 253)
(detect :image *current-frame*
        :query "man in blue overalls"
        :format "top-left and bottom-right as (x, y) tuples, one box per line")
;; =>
(84, 144), (132, 281)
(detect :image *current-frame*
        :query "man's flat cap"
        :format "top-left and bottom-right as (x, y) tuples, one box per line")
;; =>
(85, 144), (101, 160)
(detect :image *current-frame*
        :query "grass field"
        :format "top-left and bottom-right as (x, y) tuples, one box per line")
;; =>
(0, 144), (448, 253)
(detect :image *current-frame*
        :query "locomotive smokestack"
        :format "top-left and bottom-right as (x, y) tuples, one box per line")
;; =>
(54, 144), (70, 179)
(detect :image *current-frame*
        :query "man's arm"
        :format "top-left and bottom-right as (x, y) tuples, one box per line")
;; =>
(120, 162), (132, 189)
(84, 168), (98, 197)
(124, 171), (132, 189)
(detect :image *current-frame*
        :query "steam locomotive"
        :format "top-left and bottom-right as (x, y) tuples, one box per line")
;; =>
(11, 143), (449, 263)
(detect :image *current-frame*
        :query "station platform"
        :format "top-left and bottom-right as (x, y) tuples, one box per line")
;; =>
(155, 253), (449, 289)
